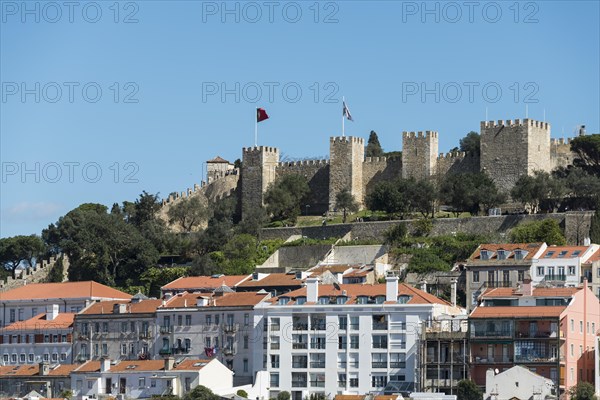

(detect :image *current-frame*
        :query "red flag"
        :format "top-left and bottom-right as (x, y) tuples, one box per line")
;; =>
(257, 108), (269, 123)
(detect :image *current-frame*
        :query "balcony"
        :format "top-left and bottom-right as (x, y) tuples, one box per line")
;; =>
(310, 381), (326, 388)
(310, 362), (325, 368)
(423, 378), (462, 388)
(515, 330), (562, 339)
(514, 354), (557, 363)
(292, 342), (308, 349)
(224, 324), (239, 334)
(544, 274), (567, 282)
(159, 348), (172, 355)
(472, 356), (513, 364)
(292, 362), (307, 368)
(471, 330), (513, 339)
(390, 361), (406, 368)
(160, 326), (172, 334)
(372, 362), (387, 368)
(373, 322), (388, 330)
(293, 323), (308, 330)
(426, 352), (465, 363)
(139, 332), (151, 340)
(223, 346), (236, 356)
(482, 280), (512, 288)
(291, 381), (307, 388)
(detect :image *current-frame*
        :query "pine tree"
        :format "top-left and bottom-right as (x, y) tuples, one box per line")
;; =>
(366, 130), (384, 157)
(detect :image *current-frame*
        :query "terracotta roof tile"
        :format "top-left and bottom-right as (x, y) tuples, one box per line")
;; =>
(334, 395), (365, 400)
(163, 291), (270, 308)
(162, 275), (250, 291)
(481, 286), (581, 298)
(275, 283), (450, 306)
(0, 281), (132, 301)
(81, 299), (162, 315)
(207, 156), (230, 163)
(470, 306), (565, 318)
(586, 248), (600, 262)
(237, 273), (305, 288)
(2, 313), (74, 331)
(173, 359), (213, 370)
(108, 360), (165, 372)
(540, 246), (590, 259)
(469, 243), (544, 262)
(0, 364), (77, 377)
(74, 361), (101, 373)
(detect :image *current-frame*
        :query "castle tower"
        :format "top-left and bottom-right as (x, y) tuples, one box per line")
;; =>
(480, 119), (551, 192)
(329, 136), (364, 211)
(241, 146), (279, 214)
(402, 131), (439, 180)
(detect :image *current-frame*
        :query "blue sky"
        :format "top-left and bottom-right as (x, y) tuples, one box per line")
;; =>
(1, 0), (599, 238)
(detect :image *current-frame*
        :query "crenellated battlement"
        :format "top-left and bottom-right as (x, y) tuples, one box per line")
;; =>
(364, 156), (389, 163)
(277, 159), (329, 167)
(330, 136), (364, 144)
(402, 130), (438, 139)
(480, 118), (550, 130)
(242, 146), (279, 154)
(438, 151), (467, 159)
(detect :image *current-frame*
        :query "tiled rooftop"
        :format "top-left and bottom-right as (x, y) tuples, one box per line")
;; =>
(0, 281), (132, 301)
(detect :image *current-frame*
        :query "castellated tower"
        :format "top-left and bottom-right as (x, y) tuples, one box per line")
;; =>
(402, 131), (439, 180)
(480, 119), (551, 193)
(329, 136), (364, 211)
(241, 146), (279, 214)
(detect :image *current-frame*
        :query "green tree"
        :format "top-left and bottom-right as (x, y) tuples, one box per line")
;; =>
(236, 390), (248, 398)
(509, 219), (566, 245)
(45, 255), (65, 283)
(384, 224), (408, 246)
(167, 195), (211, 232)
(237, 206), (269, 238)
(0, 235), (46, 278)
(407, 249), (450, 273)
(511, 171), (565, 213)
(365, 130), (384, 157)
(456, 379), (482, 400)
(366, 181), (407, 216)
(264, 174), (310, 223)
(569, 382), (597, 400)
(571, 134), (600, 176)
(140, 266), (188, 297)
(222, 234), (258, 275)
(413, 217), (433, 236)
(459, 131), (481, 156)
(335, 188), (359, 223)
(590, 209), (600, 244)
(183, 385), (219, 400)
(439, 173), (504, 216)
(277, 392), (291, 400)
(410, 179), (438, 217)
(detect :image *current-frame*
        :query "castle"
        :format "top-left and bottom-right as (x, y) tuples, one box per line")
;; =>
(162, 118), (578, 220)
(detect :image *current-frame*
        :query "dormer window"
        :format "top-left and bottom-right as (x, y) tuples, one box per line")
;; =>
(558, 250), (568, 258)
(514, 250), (526, 260)
(278, 297), (289, 305)
(480, 250), (490, 260)
(252, 272), (259, 280)
(357, 296), (368, 304)
(336, 296), (348, 305)
(296, 297), (306, 305)
(497, 250), (509, 260)
(318, 297), (329, 305)
(295, 271), (303, 279)
(375, 295), (386, 304)
(397, 295), (412, 304)
(544, 251), (555, 258)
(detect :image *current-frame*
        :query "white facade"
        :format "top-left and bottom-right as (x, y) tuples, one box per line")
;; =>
(484, 366), (555, 400)
(72, 358), (233, 399)
(530, 245), (599, 287)
(255, 277), (464, 399)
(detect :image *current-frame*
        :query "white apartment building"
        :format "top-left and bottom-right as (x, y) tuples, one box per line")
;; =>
(255, 277), (465, 399)
(0, 305), (74, 365)
(157, 289), (271, 386)
(530, 244), (599, 287)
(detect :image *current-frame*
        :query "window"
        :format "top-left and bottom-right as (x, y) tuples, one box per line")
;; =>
(397, 295), (411, 304)
(31, 308), (37, 317)
(390, 353), (406, 368)
(243, 359), (248, 372)
(296, 296), (306, 305)
(121, 344), (127, 355)
(480, 250), (490, 260)
(271, 336), (280, 350)
(206, 315), (212, 325)
(121, 322), (127, 332)
(558, 250), (568, 258)
(336, 296), (347, 304)
(310, 335), (326, 349)
(130, 343), (135, 354)
(177, 315), (183, 326)
(278, 297), (289, 305)
(61, 353), (67, 361)
(62, 334), (67, 343)
(597, 267), (600, 278)
(185, 377), (191, 391)
(372, 353), (387, 368)
(9, 309), (15, 323)
(571, 344), (574, 356)
(3, 354), (8, 363)
(338, 373), (347, 387)
(244, 335), (249, 349)
(517, 270), (524, 282)
(349, 376), (359, 388)
(350, 335), (359, 349)
(571, 319), (574, 332)
(338, 316), (347, 330)
(28, 353), (34, 363)
(292, 372), (307, 388)
(372, 335), (387, 349)
(497, 250), (508, 260)
(318, 297), (329, 305)
(580, 345), (583, 355)
(138, 377), (145, 388)
(244, 313), (249, 326)
(350, 316), (359, 330)
(514, 250), (525, 260)
(310, 353), (325, 368)
(20, 353), (26, 363)
(568, 266), (576, 275)
(271, 318), (280, 331)
(52, 353), (58, 362)
(292, 355), (307, 368)
(537, 266), (544, 276)
(338, 335), (347, 349)
(43, 353), (49, 362)
(357, 296), (368, 304)
(151, 380), (156, 388)
(271, 354), (280, 368)
(102, 343), (107, 356)
(102, 322), (108, 333)
(580, 321), (583, 333)
(372, 375), (387, 388)
(473, 271), (479, 283)
(215, 315), (219, 325)
(270, 373), (279, 388)
(185, 315), (192, 326)
(593, 323), (596, 334)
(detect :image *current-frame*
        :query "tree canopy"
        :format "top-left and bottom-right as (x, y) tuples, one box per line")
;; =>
(569, 382), (597, 400)
(509, 219), (566, 245)
(0, 235), (46, 277)
(366, 130), (384, 157)
(264, 174), (310, 223)
(439, 173), (505, 216)
(459, 131), (480, 156)
(571, 134), (600, 176)
(456, 379), (483, 400)
(335, 188), (359, 223)
(167, 195), (211, 232)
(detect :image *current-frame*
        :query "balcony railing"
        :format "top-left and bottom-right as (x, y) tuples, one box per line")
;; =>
(515, 331), (561, 339)
(310, 380), (326, 388)
(293, 323), (308, 330)
(223, 346), (236, 356)
(224, 324), (238, 333)
(372, 362), (387, 368)
(291, 381), (307, 388)
(471, 330), (513, 338)
(390, 361), (406, 368)
(292, 342), (307, 349)
(482, 280), (512, 288)
(311, 342), (326, 349)
(514, 354), (557, 363)
(426, 352), (465, 363)
(472, 356), (512, 364)
(271, 343), (280, 350)
(312, 323), (326, 331)
(373, 322), (388, 330)
(159, 348), (172, 355)
(544, 274), (567, 282)
(160, 326), (172, 334)
(292, 362), (307, 368)
(310, 362), (325, 368)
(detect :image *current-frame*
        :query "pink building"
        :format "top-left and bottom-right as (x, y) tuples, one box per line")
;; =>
(469, 280), (599, 396)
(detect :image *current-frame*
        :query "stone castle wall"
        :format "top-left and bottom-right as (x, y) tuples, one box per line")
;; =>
(241, 146), (279, 212)
(402, 131), (439, 180)
(329, 136), (365, 209)
(362, 156), (402, 195)
(551, 138), (575, 169)
(276, 160), (330, 214)
(436, 151), (480, 177)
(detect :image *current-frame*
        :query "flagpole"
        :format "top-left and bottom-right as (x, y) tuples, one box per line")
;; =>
(254, 108), (258, 147)
(342, 96), (345, 136)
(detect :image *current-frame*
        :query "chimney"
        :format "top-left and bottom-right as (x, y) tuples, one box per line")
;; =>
(522, 278), (533, 296)
(386, 276), (399, 302)
(39, 362), (50, 376)
(451, 278), (458, 307)
(46, 304), (59, 321)
(100, 357), (111, 372)
(164, 356), (175, 371)
(486, 368), (496, 386)
(420, 280), (428, 293)
(306, 277), (319, 303)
